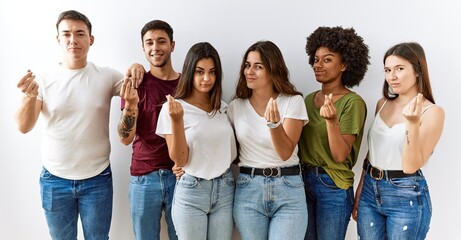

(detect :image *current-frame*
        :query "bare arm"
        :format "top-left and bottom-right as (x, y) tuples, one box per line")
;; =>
(402, 94), (445, 173)
(117, 77), (139, 145)
(352, 166), (366, 221)
(15, 71), (42, 133)
(265, 98), (304, 161)
(164, 95), (189, 167)
(321, 94), (357, 163)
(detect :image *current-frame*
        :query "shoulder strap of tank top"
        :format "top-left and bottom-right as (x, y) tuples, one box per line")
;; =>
(422, 104), (435, 115)
(377, 100), (388, 114)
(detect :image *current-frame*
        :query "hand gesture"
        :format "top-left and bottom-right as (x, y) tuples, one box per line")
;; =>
(264, 97), (280, 124)
(17, 70), (39, 98)
(402, 93), (423, 123)
(125, 63), (145, 88)
(120, 77), (139, 106)
(172, 164), (185, 180)
(167, 95), (183, 121)
(320, 93), (338, 121)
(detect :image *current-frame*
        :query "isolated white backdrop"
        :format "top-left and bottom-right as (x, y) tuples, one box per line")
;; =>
(1, 1), (459, 239)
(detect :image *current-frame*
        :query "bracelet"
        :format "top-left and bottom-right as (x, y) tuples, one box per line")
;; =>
(326, 123), (339, 127)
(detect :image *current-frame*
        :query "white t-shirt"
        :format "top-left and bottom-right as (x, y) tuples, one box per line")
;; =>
(36, 62), (123, 180)
(156, 99), (237, 180)
(228, 94), (308, 168)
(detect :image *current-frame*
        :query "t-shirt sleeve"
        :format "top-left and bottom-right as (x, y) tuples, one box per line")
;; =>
(227, 100), (235, 125)
(284, 95), (309, 125)
(111, 69), (124, 97)
(155, 102), (172, 138)
(339, 97), (367, 135)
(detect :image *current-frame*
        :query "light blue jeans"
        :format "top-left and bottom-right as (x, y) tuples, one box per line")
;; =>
(129, 169), (177, 240)
(39, 165), (113, 240)
(233, 172), (307, 240)
(357, 172), (432, 240)
(302, 170), (353, 240)
(172, 168), (235, 240)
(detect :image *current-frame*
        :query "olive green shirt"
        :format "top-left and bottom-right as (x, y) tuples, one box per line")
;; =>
(299, 91), (367, 189)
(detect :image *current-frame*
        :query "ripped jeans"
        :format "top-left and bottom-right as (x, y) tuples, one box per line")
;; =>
(357, 172), (432, 240)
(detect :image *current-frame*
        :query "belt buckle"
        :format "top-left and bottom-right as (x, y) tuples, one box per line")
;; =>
(263, 167), (279, 177)
(369, 166), (383, 180)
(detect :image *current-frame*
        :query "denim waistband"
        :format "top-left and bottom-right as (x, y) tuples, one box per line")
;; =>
(301, 165), (327, 174)
(186, 168), (232, 181)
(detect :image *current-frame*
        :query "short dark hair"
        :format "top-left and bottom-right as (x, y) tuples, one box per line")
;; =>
(382, 42), (435, 103)
(174, 42), (223, 116)
(141, 20), (173, 42)
(306, 26), (370, 88)
(56, 10), (92, 35)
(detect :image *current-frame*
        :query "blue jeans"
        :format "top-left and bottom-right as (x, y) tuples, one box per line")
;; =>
(172, 169), (235, 240)
(129, 169), (177, 240)
(234, 172), (307, 240)
(357, 172), (432, 240)
(39, 165), (113, 240)
(302, 170), (353, 240)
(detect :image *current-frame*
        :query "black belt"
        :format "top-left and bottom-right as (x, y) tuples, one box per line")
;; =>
(239, 165), (300, 177)
(301, 165), (327, 174)
(364, 163), (422, 180)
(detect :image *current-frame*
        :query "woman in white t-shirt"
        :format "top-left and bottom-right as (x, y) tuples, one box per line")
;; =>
(156, 42), (237, 240)
(353, 42), (445, 239)
(228, 40), (308, 240)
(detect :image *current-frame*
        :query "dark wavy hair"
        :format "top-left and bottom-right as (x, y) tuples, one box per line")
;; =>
(382, 42), (434, 103)
(56, 10), (92, 35)
(305, 26), (370, 88)
(174, 42), (223, 116)
(235, 41), (302, 99)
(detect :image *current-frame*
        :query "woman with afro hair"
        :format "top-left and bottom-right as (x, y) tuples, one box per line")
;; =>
(298, 26), (370, 240)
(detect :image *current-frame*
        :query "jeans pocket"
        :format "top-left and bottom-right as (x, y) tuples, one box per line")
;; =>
(40, 168), (52, 179)
(235, 174), (251, 188)
(223, 172), (235, 186)
(177, 174), (198, 188)
(281, 175), (304, 188)
(130, 175), (145, 184)
(424, 185), (432, 214)
(389, 177), (418, 189)
(318, 174), (340, 190)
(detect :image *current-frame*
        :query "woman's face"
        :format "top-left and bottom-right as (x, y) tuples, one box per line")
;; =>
(244, 51), (271, 90)
(193, 57), (216, 94)
(312, 46), (346, 85)
(384, 55), (418, 95)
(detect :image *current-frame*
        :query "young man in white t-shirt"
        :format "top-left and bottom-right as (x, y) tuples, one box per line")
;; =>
(15, 10), (144, 239)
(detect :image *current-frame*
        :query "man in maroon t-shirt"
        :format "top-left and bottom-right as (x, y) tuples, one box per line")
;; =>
(117, 20), (180, 240)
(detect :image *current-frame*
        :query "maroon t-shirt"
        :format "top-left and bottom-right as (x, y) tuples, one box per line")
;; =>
(121, 71), (179, 176)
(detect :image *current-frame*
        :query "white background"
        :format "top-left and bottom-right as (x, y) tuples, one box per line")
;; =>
(1, 1), (459, 239)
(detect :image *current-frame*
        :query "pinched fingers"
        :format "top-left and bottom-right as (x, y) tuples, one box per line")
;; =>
(403, 93), (423, 122)
(264, 98), (280, 123)
(320, 94), (337, 120)
(17, 70), (39, 97)
(121, 77), (139, 104)
(167, 95), (184, 119)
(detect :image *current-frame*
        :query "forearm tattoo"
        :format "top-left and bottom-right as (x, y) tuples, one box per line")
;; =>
(118, 108), (137, 138)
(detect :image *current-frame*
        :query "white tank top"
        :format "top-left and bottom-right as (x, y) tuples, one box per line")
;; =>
(368, 100), (434, 170)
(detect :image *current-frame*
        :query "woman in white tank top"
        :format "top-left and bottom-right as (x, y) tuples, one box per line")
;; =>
(353, 42), (445, 239)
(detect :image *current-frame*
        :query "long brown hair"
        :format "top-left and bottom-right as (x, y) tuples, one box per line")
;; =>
(382, 42), (435, 103)
(234, 41), (302, 99)
(174, 42), (223, 115)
